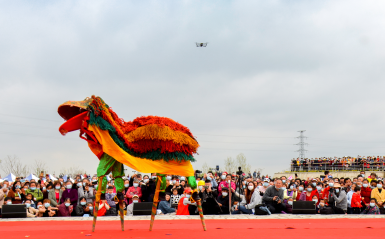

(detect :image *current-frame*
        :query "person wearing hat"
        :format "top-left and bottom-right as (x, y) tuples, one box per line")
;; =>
(328, 183), (347, 214)
(176, 188), (195, 215)
(258, 178), (270, 194)
(218, 174), (236, 197)
(217, 187), (232, 214)
(126, 194), (140, 216)
(199, 180), (221, 215)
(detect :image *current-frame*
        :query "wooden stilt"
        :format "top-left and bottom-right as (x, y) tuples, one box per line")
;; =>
(92, 176), (104, 232)
(149, 175), (161, 231)
(196, 199), (207, 231)
(118, 199), (124, 231)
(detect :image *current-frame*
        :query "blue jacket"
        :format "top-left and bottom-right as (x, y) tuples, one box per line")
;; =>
(158, 201), (176, 214)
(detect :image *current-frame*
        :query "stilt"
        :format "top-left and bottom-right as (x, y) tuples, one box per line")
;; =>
(118, 199), (124, 231)
(196, 199), (207, 231)
(92, 175), (104, 232)
(149, 175), (161, 231)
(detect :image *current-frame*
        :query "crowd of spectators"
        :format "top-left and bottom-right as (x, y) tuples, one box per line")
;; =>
(1, 170), (385, 218)
(291, 156), (385, 172)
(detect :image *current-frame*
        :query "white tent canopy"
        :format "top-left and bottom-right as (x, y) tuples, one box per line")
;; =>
(3, 173), (16, 182)
(49, 174), (57, 181)
(25, 173), (39, 181)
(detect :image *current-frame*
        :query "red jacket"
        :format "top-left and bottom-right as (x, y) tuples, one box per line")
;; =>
(176, 197), (189, 215)
(361, 187), (372, 204)
(351, 193), (362, 208)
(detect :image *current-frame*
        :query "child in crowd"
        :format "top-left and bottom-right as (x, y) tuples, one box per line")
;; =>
(312, 195), (319, 212)
(351, 186), (363, 214)
(361, 198), (381, 214)
(170, 188), (181, 209)
(285, 197), (293, 213)
(318, 199), (326, 214)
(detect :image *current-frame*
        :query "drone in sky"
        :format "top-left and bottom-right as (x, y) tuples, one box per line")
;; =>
(196, 42), (208, 47)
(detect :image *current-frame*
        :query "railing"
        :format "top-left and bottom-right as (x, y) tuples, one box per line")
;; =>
(290, 161), (385, 172)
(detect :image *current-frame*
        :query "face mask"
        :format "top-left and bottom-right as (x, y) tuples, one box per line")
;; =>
(21, 180), (25, 183)
(280, 187), (286, 190)
(47, 189), (50, 192)
(44, 203), (50, 208)
(133, 183), (139, 188)
(89, 206), (93, 211)
(363, 184), (368, 188)
(243, 185), (246, 189)
(370, 203), (375, 207)
(207, 176), (212, 181)
(312, 182), (316, 187)
(30, 187), (36, 191)
(42, 187), (46, 191)
(92, 180), (97, 182)
(77, 183), (82, 187)
(66, 185), (72, 189)
(248, 186), (254, 190)
(186, 195), (191, 198)
(6, 201), (12, 205)
(222, 192), (228, 196)
(290, 186), (294, 190)
(172, 180), (177, 184)
(263, 182), (269, 187)
(198, 186), (203, 190)
(37, 205), (42, 208)
(180, 177), (185, 181)
(288, 201), (293, 206)
(16, 185), (21, 189)
(83, 183), (87, 187)
(133, 200), (138, 203)
(124, 184), (129, 188)
(361, 174), (365, 177)
(282, 180), (286, 183)
(54, 185), (60, 190)
(221, 175), (226, 180)
(307, 188), (312, 192)
(152, 176), (157, 180)
(329, 183), (334, 187)
(377, 184), (383, 189)
(299, 187), (304, 191)
(335, 189), (340, 193)
(25, 203), (31, 208)
(144, 179), (149, 183)
(316, 186), (322, 191)
(312, 199), (318, 203)
(166, 176), (172, 181)
(81, 202), (86, 206)
(65, 203), (70, 207)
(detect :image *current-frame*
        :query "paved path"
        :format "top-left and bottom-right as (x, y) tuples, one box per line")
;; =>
(1, 214), (384, 221)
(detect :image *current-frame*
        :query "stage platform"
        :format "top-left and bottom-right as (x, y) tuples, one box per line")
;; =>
(1, 215), (385, 239)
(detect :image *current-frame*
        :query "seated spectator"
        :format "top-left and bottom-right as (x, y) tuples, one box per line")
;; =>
(361, 179), (372, 206)
(199, 180), (220, 215)
(105, 186), (118, 216)
(176, 188), (195, 215)
(347, 183), (356, 214)
(126, 180), (142, 204)
(0, 185), (5, 207)
(296, 184), (304, 201)
(24, 199), (38, 217)
(371, 180), (385, 207)
(78, 181), (94, 204)
(217, 187), (232, 214)
(126, 195), (139, 216)
(285, 197), (293, 213)
(58, 198), (73, 217)
(283, 183), (297, 203)
(95, 194), (109, 216)
(361, 198), (380, 214)
(351, 186), (363, 214)
(60, 181), (78, 215)
(24, 193), (36, 209)
(7, 181), (23, 204)
(318, 199), (327, 214)
(233, 182), (262, 214)
(299, 184), (320, 202)
(257, 178), (270, 195)
(329, 183), (347, 214)
(170, 188), (181, 209)
(262, 179), (286, 214)
(49, 181), (63, 207)
(41, 199), (58, 217)
(158, 193), (176, 215)
(76, 197), (94, 216)
(218, 174), (236, 197)
(25, 182), (43, 203)
(312, 195), (319, 212)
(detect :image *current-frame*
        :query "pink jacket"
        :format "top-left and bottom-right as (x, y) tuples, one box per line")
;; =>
(126, 186), (142, 204)
(218, 181), (236, 196)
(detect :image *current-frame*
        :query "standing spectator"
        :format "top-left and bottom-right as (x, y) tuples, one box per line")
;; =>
(25, 182), (43, 203)
(329, 183), (347, 214)
(49, 181), (63, 207)
(126, 180), (142, 204)
(218, 174), (236, 196)
(370, 180), (385, 207)
(58, 198), (73, 217)
(199, 180), (220, 215)
(7, 181), (23, 204)
(140, 175), (150, 202)
(60, 181), (78, 215)
(351, 186), (363, 214)
(361, 179), (372, 206)
(346, 183), (356, 214)
(262, 179), (286, 214)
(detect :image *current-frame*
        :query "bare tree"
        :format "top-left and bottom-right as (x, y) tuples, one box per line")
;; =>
(224, 157), (236, 174)
(0, 155), (29, 177)
(236, 153), (251, 174)
(201, 162), (209, 174)
(31, 159), (47, 177)
(60, 166), (85, 177)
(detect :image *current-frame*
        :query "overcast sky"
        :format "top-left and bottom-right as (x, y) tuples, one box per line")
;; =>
(1, 0), (385, 177)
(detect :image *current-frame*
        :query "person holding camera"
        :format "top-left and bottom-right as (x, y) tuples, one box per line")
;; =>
(262, 179), (286, 214)
(328, 183), (347, 214)
(199, 180), (221, 215)
(203, 171), (218, 189)
(218, 174), (236, 197)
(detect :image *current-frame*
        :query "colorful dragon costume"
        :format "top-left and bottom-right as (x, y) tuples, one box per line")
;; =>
(57, 96), (205, 231)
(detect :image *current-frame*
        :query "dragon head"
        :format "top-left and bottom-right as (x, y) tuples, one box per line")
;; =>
(58, 97), (92, 135)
